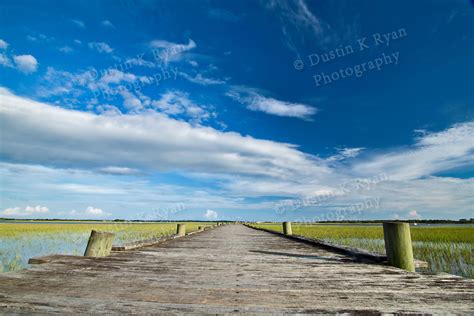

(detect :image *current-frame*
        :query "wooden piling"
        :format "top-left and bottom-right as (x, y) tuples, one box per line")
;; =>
(83, 230), (115, 257)
(383, 222), (415, 272)
(177, 224), (186, 236)
(283, 222), (292, 236)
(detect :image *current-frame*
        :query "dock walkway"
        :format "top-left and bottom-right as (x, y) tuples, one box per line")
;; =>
(0, 224), (472, 314)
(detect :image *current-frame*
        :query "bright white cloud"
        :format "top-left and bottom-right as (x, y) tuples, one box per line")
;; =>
(205, 209), (218, 219)
(354, 122), (474, 180)
(2, 205), (49, 217)
(0, 39), (8, 50)
(13, 55), (38, 74)
(1, 89), (473, 219)
(85, 206), (107, 216)
(0, 88), (325, 180)
(88, 42), (113, 53)
(227, 88), (317, 120)
(70, 206), (109, 217)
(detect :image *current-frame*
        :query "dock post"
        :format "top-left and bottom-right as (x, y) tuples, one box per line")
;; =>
(283, 222), (292, 236)
(177, 224), (186, 236)
(383, 222), (415, 272)
(84, 230), (115, 257)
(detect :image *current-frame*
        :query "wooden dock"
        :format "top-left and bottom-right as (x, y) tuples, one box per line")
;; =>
(0, 224), (473, 314)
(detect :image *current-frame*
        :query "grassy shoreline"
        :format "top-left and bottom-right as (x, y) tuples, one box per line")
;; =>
(252, 223), (473, 278)
(0, 222), (214, 272)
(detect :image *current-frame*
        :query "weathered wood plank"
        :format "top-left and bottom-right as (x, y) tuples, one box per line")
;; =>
(0, 224), (472, 314)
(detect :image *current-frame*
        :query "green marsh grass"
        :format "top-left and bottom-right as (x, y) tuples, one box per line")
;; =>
(0, 222), (211, 272)
(253, 223), (473, 278)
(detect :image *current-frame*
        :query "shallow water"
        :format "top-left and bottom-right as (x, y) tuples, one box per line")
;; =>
(0, 233), (89, 272)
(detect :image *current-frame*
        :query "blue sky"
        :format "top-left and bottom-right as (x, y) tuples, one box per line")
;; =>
(0, 0), (473, 221)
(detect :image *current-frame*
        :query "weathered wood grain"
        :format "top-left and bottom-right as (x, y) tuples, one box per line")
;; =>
(0, 224), (472, 314)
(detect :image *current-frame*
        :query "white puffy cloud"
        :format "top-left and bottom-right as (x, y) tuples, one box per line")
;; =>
(1, 89), (323, 179)
(0, 39), (8, 50)
(70, 206), (109, 217)
(88, 42), (113, 53)
(85, 206), (107, 216)
(151, 90), (213, 123)
(205, 209), (218, 219)
(2, 205), (49, 217)
(1, 89), (473, 219)
(13, 55), (38, 73)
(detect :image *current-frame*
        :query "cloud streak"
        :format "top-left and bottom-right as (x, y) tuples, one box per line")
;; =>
(227, 87), (317, 120)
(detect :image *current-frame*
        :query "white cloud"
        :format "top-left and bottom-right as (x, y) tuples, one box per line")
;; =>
(227, 88), (317, 120)
(205, 209), (218, 219)
(149, 39), (196, 63)
(101, 20), (115, 28)
(125, 57), (155, 68)
(2, 205), (49, 217)
(13, 55), (38, 74)
(409, 210), (420, 218)
(327, 147), (365, 161)
(264, 0), (326, 52)
(71, 19), (85, 29)
(99, 69), (136, 84)
(0, 88), (324, 180)
(118, 89), (143, 111)
(88, 42), (113, 53)
(354, 122), (474, 180)
(1, 89), (474, 219)
(55, 183), (125, 194)
(70, 206), (109, 217)
(151, 90), (213, 123)
(85, 206), (107, 216)
(0, 54), (11, 67)
(59, 46), (73, 53)
(0, 39), (8, 50)
(98, 166), (140, 175)
(180, 72), (226, 85)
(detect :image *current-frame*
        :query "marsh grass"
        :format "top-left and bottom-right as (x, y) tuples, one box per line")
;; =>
(253, 223), (473, 278)
(0, 222), (209, 272)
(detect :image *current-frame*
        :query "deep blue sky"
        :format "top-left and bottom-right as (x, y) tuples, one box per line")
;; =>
(0, 0), (473, 221)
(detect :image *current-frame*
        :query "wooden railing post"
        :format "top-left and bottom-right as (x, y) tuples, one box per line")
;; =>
(84, 230), (115, 257)
(283, 222), (292, 236)
(177, 224), (186, 236)
(383, 222), (415, 272)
